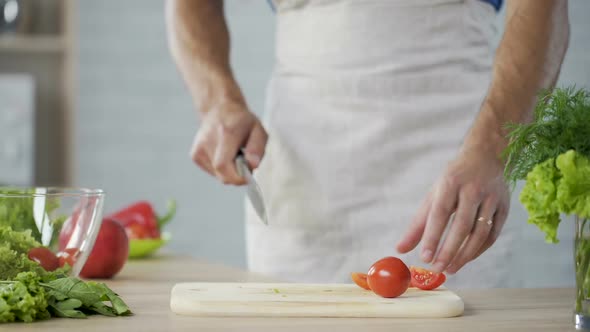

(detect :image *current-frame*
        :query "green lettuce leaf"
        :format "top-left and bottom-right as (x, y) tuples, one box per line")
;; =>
(0, 226), (71, 281)
(0, 226), (41, 255)
(0, 190), (39, 241)
(556, 150), (590, 218)
(0, 247), (47, 281)
(0, 189), (67, 245)
(519, 150), (590, 243)
(519, 157), (562, 243)
(0, 272), (50, 323)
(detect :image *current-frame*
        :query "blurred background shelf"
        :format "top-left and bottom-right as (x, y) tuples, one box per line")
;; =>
(0, 0), (76, 187)
(0, 35), (65, 53)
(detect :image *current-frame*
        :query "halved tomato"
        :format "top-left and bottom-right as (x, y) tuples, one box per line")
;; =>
(57, 248), (79, 268)
(351, 272), (371, 290)
(28, 247), (59, 272)
(409, 266), (446, 290)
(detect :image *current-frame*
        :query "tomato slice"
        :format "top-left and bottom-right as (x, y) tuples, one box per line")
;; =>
(351, 272), (371, 290)
(28, 247), (59, 272)
(57, 248), (80, 268)
(409, 266), (446, 290)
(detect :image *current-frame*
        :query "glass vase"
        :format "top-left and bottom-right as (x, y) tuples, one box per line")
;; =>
(575, 215), (590, 330)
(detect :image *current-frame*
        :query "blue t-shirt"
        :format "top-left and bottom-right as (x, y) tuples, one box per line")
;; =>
(267, 0), (503, 12)
(484, 0), (503, 11)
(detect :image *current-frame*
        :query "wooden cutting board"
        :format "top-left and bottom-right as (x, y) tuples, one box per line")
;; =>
(170, 282), (464, 318)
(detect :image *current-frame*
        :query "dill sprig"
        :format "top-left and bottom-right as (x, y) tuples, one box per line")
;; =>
(502, 86), (590, 188)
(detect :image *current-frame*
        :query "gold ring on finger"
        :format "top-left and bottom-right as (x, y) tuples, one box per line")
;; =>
(477, 216), (493, 226)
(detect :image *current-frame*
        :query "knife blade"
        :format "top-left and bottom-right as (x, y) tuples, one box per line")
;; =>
(236, 150), (268, 225)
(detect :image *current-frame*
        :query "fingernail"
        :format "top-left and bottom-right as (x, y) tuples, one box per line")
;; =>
(421, 250), (433, 263)
(246, 154), (261, 167)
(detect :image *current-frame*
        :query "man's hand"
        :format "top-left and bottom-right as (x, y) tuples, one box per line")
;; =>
(396, 147), (510, 274)
(165, 0), (268, 184)
(190, 102), (267, 185)
(396, 0), (569, 274)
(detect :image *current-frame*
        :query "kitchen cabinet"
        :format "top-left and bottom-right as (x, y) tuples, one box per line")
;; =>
(0, 0), (76, 186)
(8, 253), (580, 331)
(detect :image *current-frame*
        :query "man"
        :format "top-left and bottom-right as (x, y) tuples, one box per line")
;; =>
(165, 0), (569, 287)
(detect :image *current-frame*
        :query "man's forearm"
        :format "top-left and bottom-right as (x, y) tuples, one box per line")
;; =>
(463, 0), (570, 158)
(165, 0), (245, 114)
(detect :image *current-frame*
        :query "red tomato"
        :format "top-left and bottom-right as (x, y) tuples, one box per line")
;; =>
(409, 266), (446, 290)
(79, 218), (129, 278)
(59, 217), (129, 278)
(57, 248), (79, 268)
(351, 272), (371, 290)
(367, 256), (411, 298)
(27, 247), (59, 272)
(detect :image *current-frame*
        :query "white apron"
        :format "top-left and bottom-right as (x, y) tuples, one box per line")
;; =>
(245, 0), (521, 289)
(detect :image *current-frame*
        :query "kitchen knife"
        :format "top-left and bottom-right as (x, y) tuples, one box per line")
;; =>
(235, 149), (268, 225)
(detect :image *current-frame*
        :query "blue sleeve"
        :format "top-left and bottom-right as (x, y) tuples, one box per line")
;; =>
(481, 0), (503, 11)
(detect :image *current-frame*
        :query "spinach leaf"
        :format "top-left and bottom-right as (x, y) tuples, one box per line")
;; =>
(44, 278), (101, 307)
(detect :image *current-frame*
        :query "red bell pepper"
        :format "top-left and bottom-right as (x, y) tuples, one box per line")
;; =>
(107, 200), (176, 239)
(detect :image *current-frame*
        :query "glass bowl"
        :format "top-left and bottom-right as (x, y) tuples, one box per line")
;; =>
(0, 187), (105, 277)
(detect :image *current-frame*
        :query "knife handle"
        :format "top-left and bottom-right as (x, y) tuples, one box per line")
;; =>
(235, 148), (250, 178)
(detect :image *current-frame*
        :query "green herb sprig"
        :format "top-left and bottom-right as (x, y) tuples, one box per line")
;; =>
(501, 85), (590, 243)
(502, 86), (590, 188)
(501, 85), (590, 317)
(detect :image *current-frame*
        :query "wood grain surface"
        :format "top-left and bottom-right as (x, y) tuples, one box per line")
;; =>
(170, 282), (464, 318)
(7, 252), (580, 332)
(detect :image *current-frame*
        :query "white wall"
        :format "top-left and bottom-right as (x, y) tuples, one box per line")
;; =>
(76, 0), (590, 287)
(76, 0), (275, 269)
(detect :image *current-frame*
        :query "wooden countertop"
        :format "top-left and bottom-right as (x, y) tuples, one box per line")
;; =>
(9, 253), (579, 331)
